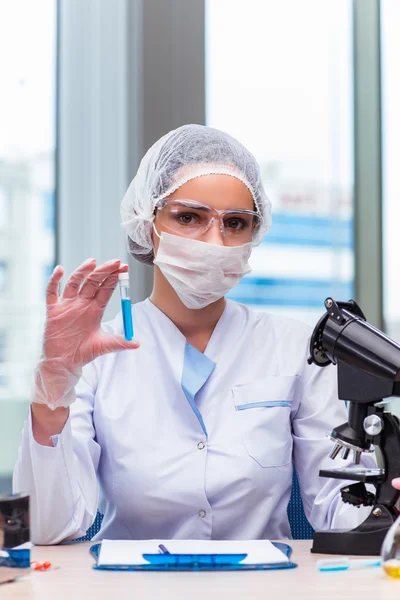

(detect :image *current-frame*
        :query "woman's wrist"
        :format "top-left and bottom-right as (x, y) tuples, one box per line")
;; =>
(30, 403), (70, 446)
(33, 359), (82, 409)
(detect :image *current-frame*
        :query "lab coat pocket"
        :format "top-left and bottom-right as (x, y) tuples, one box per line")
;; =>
(232, 377), (297, 468)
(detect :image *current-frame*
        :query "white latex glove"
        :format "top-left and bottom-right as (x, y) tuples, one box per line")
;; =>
(33, 258), (139, 410)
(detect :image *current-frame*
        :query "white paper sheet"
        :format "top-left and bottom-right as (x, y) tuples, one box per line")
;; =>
(98, 539), (289, 566)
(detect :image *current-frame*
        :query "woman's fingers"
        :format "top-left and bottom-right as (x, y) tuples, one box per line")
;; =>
(95, 273), (118, 308)
(95, 264), (130, 308)
(79, 260), (122, 299)
(95, 272), (119, 308)
(95, 334), (140, 357)
(62, 258), (97, 299)
(52, 258), (128, 309)
(46, 266), (64, 305)
(392, 478), (400, 490)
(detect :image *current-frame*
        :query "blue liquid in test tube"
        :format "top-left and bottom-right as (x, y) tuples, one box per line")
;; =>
(118, 272), (134, 340)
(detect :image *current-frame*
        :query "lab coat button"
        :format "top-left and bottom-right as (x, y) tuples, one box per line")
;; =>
(197, 442), (205, 450)
(198, 509), (207, 518)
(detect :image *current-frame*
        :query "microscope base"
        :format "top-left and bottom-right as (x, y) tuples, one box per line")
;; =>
(311, 504), (394, 556)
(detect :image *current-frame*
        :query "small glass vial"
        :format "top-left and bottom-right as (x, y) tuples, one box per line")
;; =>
(381, 515), (400, 579)
(118, 272), (134, 341)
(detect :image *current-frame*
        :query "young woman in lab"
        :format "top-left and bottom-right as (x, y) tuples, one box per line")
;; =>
(14, 125), (375, 544)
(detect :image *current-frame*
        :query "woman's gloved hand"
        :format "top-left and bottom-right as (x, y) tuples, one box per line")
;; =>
(33, 258), (139, 410)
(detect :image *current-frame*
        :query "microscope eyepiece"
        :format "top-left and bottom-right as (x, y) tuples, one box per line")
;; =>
(308, 298), (400, 382)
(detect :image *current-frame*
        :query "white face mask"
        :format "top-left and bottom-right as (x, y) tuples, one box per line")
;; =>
(153, 228), (252, 309)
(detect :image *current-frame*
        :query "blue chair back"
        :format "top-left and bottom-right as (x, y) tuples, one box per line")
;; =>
(287, 471), (314, 539)
(74, 511), (103, 542)
(75, 472), (313, 541)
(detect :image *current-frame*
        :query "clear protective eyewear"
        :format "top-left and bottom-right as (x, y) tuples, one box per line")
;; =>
(154, 199), (262, 245)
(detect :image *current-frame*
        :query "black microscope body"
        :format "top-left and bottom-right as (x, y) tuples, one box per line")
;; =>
(308, 298), (400, 555)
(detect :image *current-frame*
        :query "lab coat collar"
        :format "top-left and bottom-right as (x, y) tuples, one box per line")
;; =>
(142, 297), (237, 361)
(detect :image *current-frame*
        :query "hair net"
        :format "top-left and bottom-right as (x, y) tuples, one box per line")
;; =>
(120, 124), (272, 264)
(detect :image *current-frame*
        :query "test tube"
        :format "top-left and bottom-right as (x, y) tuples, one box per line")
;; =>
(118, 272), (134, 341)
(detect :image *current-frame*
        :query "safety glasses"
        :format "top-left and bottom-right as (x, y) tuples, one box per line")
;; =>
(155, 199), (261, 245)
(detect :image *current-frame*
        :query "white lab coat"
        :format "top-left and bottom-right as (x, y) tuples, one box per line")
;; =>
(13, 299), (374, 544)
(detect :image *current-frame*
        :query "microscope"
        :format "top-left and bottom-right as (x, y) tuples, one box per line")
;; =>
(308, 298), (400, 555)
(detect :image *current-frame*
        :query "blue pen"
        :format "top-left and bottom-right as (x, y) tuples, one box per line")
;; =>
(118, 272), (134, 341)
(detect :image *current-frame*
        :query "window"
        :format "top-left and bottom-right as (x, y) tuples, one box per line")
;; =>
(206, 0), (354, 327)
(43, 190), (56, 232)
(382, 0), (400, 341)
(0, 187), (8, 228)
(0, 0), (57, 493)
(0, 262), (7, 294)
(0, 330), (7, 364)
(0, 331), (7, 388)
